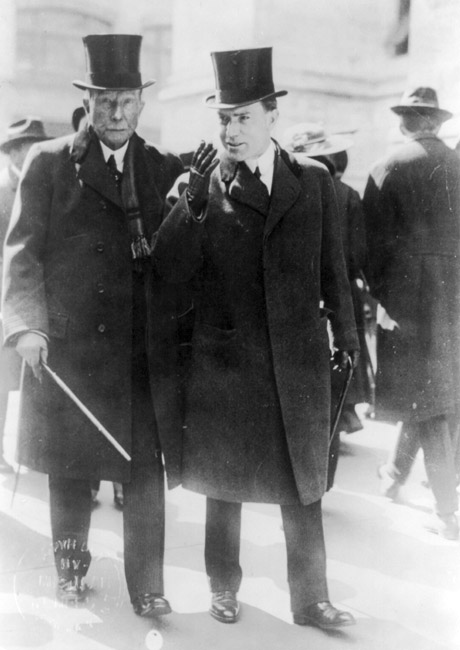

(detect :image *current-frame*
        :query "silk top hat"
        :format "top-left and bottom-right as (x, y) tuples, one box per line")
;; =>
(391, 87), (452, 122)
(282, 123), (353, 157)
(0, 117), (50, 154)
(73, 34), (155, 91)
(205, 47), (287, 108)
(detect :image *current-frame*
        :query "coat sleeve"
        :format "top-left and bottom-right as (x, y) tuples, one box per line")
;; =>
(153, 186), (206, 284)
(2, 145), (52, 342)
(319, 171), (359, 350)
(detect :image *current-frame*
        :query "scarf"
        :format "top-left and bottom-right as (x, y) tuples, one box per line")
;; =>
(71, 127), (151, 271)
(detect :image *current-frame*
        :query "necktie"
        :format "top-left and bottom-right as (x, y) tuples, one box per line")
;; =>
(254, 166), (262, 180)
(107, 154), (122, 191)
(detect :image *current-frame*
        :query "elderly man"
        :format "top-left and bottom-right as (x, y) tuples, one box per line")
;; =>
(2, 35), (184, 614)
(0, 117), (50, 473)
(154, 47), (359, 630)
(363, 87), (460, 540)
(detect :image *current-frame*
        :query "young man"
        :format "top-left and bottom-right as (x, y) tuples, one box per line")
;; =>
(154, 47), (359, 630)
(2, 35), (184, 615)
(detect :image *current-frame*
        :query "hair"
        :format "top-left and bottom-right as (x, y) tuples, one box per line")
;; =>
(260, 98), (278, 112)
(400, 111), (442, 134)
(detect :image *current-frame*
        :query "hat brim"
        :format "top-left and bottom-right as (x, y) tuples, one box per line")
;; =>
(72, 79), (156, 91)
(0, 135), (52, 155)
(391, 104), (452, 122)
(205, 90), (288, 109)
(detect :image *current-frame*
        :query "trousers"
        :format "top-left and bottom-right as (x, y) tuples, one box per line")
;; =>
(205, 497), (329, 614)
(389, 415), (458, 515)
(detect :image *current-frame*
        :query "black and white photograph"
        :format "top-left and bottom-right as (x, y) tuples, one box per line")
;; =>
(0, 1), (459, 649)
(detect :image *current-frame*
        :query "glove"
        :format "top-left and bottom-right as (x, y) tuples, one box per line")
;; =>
(186, 141), (219, 216)
(16, 331), (48, 381)
(333, 349), (360, 370)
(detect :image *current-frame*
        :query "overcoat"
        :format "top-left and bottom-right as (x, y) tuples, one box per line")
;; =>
(2, 130), (185, 485)
(363, 134), (460, 424)
(0, 166), (22, 392)
(154, 145), (359, 505)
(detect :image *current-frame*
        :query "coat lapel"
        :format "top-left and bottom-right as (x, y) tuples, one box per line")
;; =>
(221, 155), (271, 216)
(264, 151), (301, 238)
(75, 132), (124, 210)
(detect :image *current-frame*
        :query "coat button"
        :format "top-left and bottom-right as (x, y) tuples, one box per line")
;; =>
(97, 283), (105, 294)
(97, 324), (106, 333)
(96, 241), (104, 252)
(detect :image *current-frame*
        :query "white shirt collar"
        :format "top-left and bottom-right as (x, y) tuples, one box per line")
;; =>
(245, 140), (276, 193)
(99, 139), (129, 172)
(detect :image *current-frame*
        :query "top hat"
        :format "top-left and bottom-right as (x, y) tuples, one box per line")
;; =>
(391, 87), (452, 122)
(0, 117), (50, 154)
(282, 122), (353, 157)
(205, 47), (287, 109)
(73, 34), (155, 91)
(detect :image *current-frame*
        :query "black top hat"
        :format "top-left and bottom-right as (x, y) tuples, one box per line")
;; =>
(73, 34), (155, 91)
(0, 117), (50, 154)
(391, 87), (452, 122)
(205, 47), (287, 109)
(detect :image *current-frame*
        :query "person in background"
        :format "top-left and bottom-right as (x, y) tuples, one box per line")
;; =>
(2, 34), (184, 614)
(283, 123), (370, 490)
(154, 47), (359, 631)
(363, 87), (460, 540)
(71, 105), (123, 511)
(0, 117), (50, 473)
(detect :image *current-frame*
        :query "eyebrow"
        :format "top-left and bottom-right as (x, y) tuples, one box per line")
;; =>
(218, 110), (250, 118)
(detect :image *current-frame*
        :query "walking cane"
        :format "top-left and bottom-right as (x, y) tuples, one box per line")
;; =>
(42, 362), (131, 461)
(329, 356), (354, 447)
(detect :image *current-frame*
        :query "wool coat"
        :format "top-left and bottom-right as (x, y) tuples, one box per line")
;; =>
(0, 166), (22, 392)
(2, 130), (186, 485)
(154, 145), (359, 505)
(363, 134), (460, 424)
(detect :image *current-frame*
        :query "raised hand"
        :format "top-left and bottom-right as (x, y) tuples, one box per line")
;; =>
(186, 141), (219, 216)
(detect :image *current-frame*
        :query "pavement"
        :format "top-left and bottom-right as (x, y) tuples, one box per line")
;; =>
(0, 394), (459, 650)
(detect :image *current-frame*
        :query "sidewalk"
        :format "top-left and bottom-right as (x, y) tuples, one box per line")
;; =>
(1, 395), (459, 650)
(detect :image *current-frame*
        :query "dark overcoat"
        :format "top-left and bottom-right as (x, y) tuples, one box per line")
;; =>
(154, 145), (359, 505)
(0, 166), (22, 392)
(363, 134), (460, 424)
(2, 130), (185, 485)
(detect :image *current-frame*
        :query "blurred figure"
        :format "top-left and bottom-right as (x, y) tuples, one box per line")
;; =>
(363, 87), (460, 540)
(0, 117), (50, 472)
(283, 123), (371, 490)
(71, 105), (123, 510)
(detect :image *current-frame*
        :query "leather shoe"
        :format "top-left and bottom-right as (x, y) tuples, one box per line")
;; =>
(294, 601), (356, 629)
(425, 513), (459, 541)
(132, 593), (172, 618)
(0, 456), (14, 474)
(210, 591), (240, 623)
(56, 577), (89, 604)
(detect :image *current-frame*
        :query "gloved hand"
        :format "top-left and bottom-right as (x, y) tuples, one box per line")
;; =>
(16, 331), (48, 381)
(186, 141), (219, 216)
(333, 349), (360, 370)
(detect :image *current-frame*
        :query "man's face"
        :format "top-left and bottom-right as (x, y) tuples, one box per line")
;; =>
(84, 89), (145, 150)
(218, 102), (278, 162)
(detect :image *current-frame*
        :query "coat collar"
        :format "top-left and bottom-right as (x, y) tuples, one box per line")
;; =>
(219, 141), (301, 236)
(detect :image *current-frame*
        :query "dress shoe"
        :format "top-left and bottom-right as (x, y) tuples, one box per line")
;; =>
(425, 513), (459, 541)
(132, 593), (172, 618)
(0, 456), (14, 474)
(56, 577), (89, 604)
(377, 463), (401, 500)
(210, 591), (240, 623)
(294, 601), (356, 629)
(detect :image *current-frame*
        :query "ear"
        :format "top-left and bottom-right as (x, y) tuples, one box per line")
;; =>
(267, 109), (279, 132)
(83, 97), (90, 113)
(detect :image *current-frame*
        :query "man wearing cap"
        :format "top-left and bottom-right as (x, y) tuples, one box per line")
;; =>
(363, 87), (460, 539)
(0, 117), (50, 473)
(2, 35), (184, 614)
(154, 47), (359, 630)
